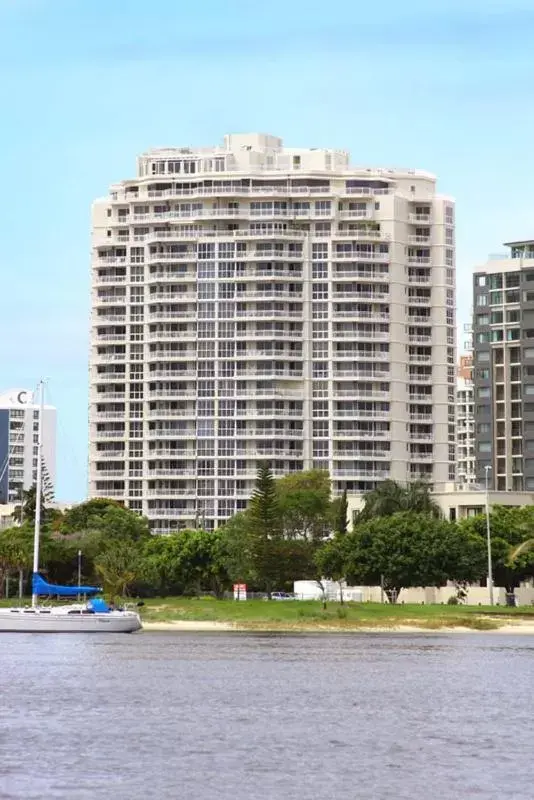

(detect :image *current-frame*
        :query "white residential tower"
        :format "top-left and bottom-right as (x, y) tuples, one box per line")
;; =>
(89, 133), (456, 531)
(0, 388), (56, 505)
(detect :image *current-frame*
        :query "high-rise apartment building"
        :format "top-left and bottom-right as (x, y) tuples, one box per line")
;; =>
(0, 388), (56, 504)
(456, 373), (476, 485)
(473, 239), (534, 491)
(89, 133), (456, 531)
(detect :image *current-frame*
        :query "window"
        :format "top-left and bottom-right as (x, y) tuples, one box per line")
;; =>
(478, 423), (490, 434)
(476, 275), (486, 287)
(479, 442), (491, 453)
(478, 388), (490, 399)
(476, 332), (489, 343)
(478, 368), (490, 380)
(477, 314), (490, 326)
(476, 294), (488, 307)
(490, 310), (503, 324)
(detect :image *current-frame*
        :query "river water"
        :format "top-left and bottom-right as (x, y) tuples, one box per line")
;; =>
(1, 632), (533, 799)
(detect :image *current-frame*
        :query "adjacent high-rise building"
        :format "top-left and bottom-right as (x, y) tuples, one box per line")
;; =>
(0, 388), (56, 504)
(473, 239), (534, 491)
(456, 373), (476, 486)
(89, 133), (456, 531)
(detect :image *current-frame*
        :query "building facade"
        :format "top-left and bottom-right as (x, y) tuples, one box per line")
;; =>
(473, 240), (534, 491)
(456, 374), (476, 486)
(89, 133), (456, 531)
(0, 388), (56, 504)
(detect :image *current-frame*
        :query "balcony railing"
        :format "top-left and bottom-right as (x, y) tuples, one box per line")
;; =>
(408, 235), (431, 245)
(331, 468), (389, 478)
(333, 252), (388, 262)
(407, 256), (431, 265)
(333, 409), (389, 418)
(333, 330), (389, 340)
(334, 429), (389, 439)
(407, 275), (431, 284)
(334, 450), (390, 459)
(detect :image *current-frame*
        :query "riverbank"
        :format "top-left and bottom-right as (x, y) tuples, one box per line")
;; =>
(142, 619), (534, 633)
(139, 597), (534, 633)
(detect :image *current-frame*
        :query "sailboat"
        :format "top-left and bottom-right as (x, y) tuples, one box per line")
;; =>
(0, 381), (142, 634)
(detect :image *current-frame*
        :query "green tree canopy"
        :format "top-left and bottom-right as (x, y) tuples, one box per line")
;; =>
(459, 505), (534, 592)
(276, 469), (332, 542)
(344, 512), (485, 601)
(356, 480), (441, 522)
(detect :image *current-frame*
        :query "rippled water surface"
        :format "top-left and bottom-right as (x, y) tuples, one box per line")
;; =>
(1, 632), (534, 799)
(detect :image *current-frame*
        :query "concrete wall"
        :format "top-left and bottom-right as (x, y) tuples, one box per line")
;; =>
(294, 579), (534, 606)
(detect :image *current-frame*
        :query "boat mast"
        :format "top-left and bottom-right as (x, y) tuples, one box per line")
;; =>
(31, 380), (45, 608)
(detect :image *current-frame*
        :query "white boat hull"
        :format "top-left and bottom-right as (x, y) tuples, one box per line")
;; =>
(0, 607), (142, 633)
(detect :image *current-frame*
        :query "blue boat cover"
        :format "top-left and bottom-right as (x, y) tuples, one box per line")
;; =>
(88, 598), (110, 613)
(32, 572), (101, 597)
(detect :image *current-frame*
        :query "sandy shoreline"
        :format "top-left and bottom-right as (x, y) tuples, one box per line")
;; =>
(142, 619), (534, 634)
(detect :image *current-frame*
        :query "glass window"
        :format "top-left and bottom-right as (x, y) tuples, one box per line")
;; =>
(476, 295), (488, 307)
(476, 275), (486, 287)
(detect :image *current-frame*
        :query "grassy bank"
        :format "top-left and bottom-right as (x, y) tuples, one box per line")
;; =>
(3, 596), (533, 631)
(139, 597), (534, 631)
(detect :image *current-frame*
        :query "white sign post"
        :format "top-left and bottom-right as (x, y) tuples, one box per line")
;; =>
(233, 583), (247, 601)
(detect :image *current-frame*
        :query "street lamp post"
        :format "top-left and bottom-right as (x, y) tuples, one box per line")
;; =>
(484, 465), (494, 606)
(77, 550), (82, 602)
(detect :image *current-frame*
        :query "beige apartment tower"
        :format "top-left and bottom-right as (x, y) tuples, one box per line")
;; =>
(89, 133), (456, 531)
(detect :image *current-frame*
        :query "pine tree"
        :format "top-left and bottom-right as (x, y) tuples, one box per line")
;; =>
(335, 489), (348, 536)
(247, 463), (282, 595)
(248, 462), (280, 539)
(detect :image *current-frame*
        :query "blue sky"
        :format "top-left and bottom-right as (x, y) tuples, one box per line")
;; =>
(1, 0), (534, 501)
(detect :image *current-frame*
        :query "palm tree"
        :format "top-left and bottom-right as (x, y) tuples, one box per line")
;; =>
(508, 539), (534, 564)
(356, 479), (441, 522)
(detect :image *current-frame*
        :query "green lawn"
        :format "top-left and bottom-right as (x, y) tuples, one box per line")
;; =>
(3, 595), (533, 630)
(139, 597), (534, 630)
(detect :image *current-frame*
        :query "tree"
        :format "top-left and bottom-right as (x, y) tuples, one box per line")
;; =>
(60, 498), (124, 534)
(356, 480), (441, 522)
(12, 484), (59, 527)
(248, 463), (280, 539)
(0, 526), (34, 597)
(94, 541), (140, 601)
(276, 470), (332, 542)
(216, 512), (258, 588)
(332, 489), (348, 536)
(344, 512), (485, 602)
(315, 537), (347, 605)
(246, 464), (283, 595)
(459, 506), (534, 593)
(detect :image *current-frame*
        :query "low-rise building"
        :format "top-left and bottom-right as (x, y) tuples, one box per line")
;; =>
(347, 485), (534, 525)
